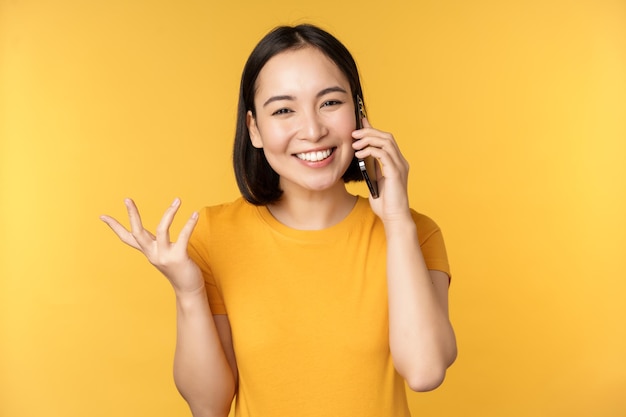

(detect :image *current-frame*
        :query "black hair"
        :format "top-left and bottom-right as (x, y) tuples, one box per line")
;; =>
(233, 24), (365, 205)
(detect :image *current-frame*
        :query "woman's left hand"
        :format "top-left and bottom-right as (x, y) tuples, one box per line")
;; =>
(352, 118), (411, 223)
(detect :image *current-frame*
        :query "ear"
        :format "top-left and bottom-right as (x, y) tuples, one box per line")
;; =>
(247, 110), (263, 149)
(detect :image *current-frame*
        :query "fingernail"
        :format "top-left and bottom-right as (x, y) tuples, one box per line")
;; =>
(172, 197), (181, 207)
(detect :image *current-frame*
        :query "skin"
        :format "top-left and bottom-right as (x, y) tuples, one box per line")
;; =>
(100, 199), (236, 417)
(247, 47), (359, 230)
(100, 45), (456, 417)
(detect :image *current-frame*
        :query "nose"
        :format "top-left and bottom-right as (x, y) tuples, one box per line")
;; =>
(298, 110), (328, 142)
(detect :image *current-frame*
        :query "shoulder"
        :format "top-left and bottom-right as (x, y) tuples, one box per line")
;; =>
(192, 197), (259, 243)
(196, 197), (260, 228)
(408, 209), (451, 277)
(410, 209), (443, 243)
(200, 197), (254, 218)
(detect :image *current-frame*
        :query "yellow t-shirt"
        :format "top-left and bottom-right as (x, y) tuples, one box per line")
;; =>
(188, 196), (450, 417)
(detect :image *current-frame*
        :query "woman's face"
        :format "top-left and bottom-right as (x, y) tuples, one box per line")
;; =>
(247, 46), (356, 197)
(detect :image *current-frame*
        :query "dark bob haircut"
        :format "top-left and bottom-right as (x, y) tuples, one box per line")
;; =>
(233, 24), (365, 206)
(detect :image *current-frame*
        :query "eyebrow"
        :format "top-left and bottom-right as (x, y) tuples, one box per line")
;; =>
(262, 86), (349, 108)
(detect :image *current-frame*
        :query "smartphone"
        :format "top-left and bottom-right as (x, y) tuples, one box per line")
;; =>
(356, 95), (379, 198)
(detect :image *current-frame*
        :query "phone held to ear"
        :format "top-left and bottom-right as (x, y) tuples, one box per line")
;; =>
(356, 95), (379, 199)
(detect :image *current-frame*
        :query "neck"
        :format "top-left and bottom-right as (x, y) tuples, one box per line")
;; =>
(267, 185), (357, 230)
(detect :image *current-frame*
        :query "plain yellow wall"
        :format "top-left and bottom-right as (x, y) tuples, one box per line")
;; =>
(1, 1), (625, 416)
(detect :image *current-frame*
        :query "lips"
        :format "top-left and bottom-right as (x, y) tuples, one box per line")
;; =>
(295, 148), (335, 162)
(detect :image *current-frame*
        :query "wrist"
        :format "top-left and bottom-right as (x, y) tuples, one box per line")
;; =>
(175, 285), (212, 319)
(174, 283), (207, 304)
(382, 212), (415, 233)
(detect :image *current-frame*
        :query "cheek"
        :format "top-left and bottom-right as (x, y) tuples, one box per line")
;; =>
(257, 122), (293, 150)
(333, 112), (357, 140)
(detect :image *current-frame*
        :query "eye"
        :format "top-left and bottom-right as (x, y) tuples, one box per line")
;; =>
(272, 108), (293, 116)
(321, 100), (343, 108)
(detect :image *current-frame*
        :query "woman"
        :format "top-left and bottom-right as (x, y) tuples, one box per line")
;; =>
(101, 24), (456, 417)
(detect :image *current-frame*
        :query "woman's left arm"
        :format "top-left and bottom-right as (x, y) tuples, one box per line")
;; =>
(353, 119), (457, 392)
(384, 221), (457, 391)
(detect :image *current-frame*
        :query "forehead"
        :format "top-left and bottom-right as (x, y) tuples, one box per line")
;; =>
(254, 46), (350, 96)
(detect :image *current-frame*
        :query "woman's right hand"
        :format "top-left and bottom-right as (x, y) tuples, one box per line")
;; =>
(100, 198), (204, 295)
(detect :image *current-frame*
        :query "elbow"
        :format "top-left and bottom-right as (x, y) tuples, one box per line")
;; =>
(187, 401), (232, 417)
(178, 386), (234, 417)
(392, 326), (458, 392)
(404, 366), (447, 392)
(401, 349), (457, 393)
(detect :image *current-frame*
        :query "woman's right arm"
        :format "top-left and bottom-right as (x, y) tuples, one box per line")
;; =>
(174, 290), (236, 417)
(100, 198), (236, 417)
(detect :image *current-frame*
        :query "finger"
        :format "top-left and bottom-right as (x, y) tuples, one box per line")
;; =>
(357, 145), (406, 181)
(156, 198), (181, 247)
(174, 211), (200, 253)
(352, 131), (388, 151)
(353, 122), (399, 153)
(352, 117), (376, 140)
(374, 155), (384, 181)
(358, 133), (407, 173)
(125, 198), (154, 249)
(100, 215), (141, 250)
(380, 141), (408, 174)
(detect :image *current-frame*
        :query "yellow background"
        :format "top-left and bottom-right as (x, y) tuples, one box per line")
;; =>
(1, 0), (625, 416)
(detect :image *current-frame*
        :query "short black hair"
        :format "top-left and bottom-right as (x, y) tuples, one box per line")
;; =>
(233, 24), (365, 205)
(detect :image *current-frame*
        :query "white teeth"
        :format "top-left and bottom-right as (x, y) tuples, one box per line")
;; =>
(296, 149), (332, 162)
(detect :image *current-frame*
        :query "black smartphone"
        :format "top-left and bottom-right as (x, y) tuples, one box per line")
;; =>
(356, 95), (379, 198)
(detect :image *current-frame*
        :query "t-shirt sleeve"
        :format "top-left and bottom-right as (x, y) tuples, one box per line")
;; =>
(412, 210), (452, 280)
(187, 207), (227, 315)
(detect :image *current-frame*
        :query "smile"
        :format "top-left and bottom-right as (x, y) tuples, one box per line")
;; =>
(295, 148), (335, 162)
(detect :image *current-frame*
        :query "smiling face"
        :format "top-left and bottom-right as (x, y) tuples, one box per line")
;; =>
(246, 46), (357, 197)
